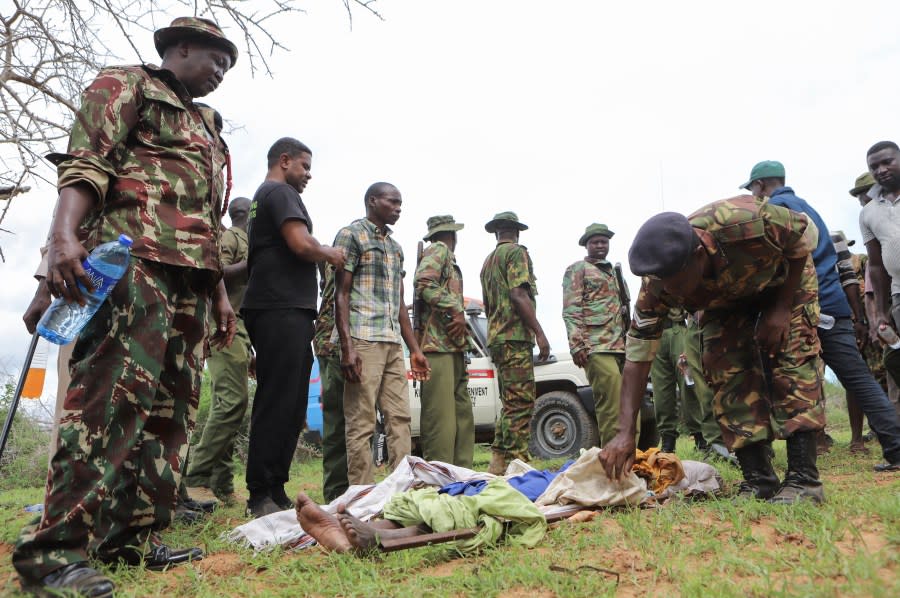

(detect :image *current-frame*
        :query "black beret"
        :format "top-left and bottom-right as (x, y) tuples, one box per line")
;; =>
(628, 212), (695, 277)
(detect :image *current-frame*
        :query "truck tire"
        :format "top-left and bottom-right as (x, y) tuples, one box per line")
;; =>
(529, 390), (599, 460)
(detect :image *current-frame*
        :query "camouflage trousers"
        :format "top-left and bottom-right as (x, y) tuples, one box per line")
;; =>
(490, 341), (535, 461)
(13, 259), (210, 581)
(700, 300), (825, 451)
(184, 318), (251, 497)
(651, 324), (721, 444)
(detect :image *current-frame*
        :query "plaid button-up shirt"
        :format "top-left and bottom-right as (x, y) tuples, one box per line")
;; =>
(333, 218), (405, 344)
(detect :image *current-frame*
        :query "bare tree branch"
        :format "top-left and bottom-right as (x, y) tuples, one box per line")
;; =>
(0, 0), (385, 260)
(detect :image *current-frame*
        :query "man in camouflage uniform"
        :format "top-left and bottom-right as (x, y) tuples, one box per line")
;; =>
(13, 18), (238, 595)
(185, 197), (252, 503)
(315, 263), (349, 502)
(562, 223), (635, 446)
(599, 196), (828, 504)
(650, 308), (732, 461)
(480, 211), (551, 475)
(414, 215), (475, 467)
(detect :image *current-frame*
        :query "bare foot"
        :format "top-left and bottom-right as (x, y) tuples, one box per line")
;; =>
(336, 504), (381, 552)
(295, 492), (352, 553)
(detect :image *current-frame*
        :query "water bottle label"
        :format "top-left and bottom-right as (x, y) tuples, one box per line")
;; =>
(82, 262), (119, 296)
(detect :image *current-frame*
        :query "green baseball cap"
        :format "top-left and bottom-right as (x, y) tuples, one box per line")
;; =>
(485, 211), (528, 233)
(740, 160), (785, 190)
(849, 172), (875, 198)
(154, 17), (238, 66)
(578, 223), (615, 246)
(423, 215), (464, 241)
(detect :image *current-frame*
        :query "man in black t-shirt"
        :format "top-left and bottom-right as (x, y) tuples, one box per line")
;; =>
(241, 137), (345, 518)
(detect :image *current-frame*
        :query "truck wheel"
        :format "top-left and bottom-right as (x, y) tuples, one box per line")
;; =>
(529, 390), (599, 460)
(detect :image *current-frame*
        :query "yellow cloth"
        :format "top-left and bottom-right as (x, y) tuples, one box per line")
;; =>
(632, 447), (685, 493)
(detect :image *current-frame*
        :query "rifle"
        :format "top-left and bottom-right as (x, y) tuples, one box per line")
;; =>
(613, 262), (631, 333)
(412, 241), (425, 391)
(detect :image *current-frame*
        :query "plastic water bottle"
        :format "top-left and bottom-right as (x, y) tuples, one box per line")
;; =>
(37, 234), (133, 345)
(678, 353), (695, 386)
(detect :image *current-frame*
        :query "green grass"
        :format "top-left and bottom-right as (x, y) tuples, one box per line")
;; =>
(0, 388), (897, 597)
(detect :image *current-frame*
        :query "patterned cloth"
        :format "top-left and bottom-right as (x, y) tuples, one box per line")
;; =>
(414, 240), (473, 353)
(50, 64), (228, 271)
(491, 341), (536, 460)
(561, 257), (628, 355)
(313, 263), (339, 358)
(14, 260), (210, 578)
(332, 218), (405, 344)
(626, 195), (824, 451)
(480, 240), (537, 347)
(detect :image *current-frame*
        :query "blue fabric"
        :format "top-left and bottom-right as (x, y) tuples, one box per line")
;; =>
(768, 187), (851, 318)
(440, 460), (574, 501)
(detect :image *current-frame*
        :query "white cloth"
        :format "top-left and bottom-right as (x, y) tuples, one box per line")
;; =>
(656, 459), (722, 499)
(226, 456), (491, 550)
(535, 447), (648, 507)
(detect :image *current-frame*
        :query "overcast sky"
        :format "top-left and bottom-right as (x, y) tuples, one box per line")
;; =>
(1, 0), (897, 406)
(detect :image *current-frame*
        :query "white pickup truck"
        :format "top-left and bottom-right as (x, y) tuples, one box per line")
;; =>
(305, 301), (658, 459)
(406, 300), (658, 459)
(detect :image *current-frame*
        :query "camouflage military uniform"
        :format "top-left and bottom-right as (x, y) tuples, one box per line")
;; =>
(562, 257), (634, 445)
(480, 240), (537, 461)
(650, 309), (722, 446)
(313, 263), (348, 502)
(14, 64), (227, 580)
(627, 196), (825, 451)
(415, 240), (475, 467)
(184, 226), (250, 497)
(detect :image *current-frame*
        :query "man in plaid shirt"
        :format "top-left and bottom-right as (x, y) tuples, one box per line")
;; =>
(333, 182), (430, 485)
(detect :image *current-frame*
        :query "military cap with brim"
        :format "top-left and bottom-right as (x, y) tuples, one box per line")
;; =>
(485, 211), (528, 233)
(739, 160), (785, 190)
(628, 212), (695, 278)
(849, 172), (875, 197)
(424, 215), (464, 241)
(154, 17), (238, 66)
(578, 223), (615, 246)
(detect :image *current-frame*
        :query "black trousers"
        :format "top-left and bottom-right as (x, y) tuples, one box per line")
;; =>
(243, 308), (315, 497)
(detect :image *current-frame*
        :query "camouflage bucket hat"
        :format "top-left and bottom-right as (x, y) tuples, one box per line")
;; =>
(154, 17), (238, 66)
(578, 223), (615, 246)
(423, 215), (464, 241)
(849, 172), (875, 198)
(484, 211), (528, 233)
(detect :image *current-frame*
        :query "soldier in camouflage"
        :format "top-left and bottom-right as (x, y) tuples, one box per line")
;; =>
(13, 17), (239, 596)
(562, 223), (636, 447)
(599, 195), (828, 505)
(184, 197), (252, 504)
(414, 215), (475, 467)
(480, 212), (551, 475)
(314, 263), (349, 502)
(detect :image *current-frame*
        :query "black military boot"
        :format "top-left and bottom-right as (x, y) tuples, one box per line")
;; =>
(769, 431), (825, 505)
(734, 442), (780, 500)
(692, 432), (709, 451)
(660, 433), (677, 453)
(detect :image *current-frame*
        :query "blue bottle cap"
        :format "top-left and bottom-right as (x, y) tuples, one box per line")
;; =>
(118, 234), (134, 247)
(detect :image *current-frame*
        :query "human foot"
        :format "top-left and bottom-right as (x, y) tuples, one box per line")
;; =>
(296, 493), (352, 553)
(336, 504), (381, 552)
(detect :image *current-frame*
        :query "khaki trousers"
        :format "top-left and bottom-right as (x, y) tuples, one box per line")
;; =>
(343, 339), (411, 485)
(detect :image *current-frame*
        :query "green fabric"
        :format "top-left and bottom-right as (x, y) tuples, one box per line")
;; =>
(184, 319), (251, 495)
(419, 352), (474, 467)
(320, 354), (348, 502)
(586, 352), (638, 446)
(382, 478), (546, 553)
(481, 241), (537, 346)
(414, 241), (473, 353)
